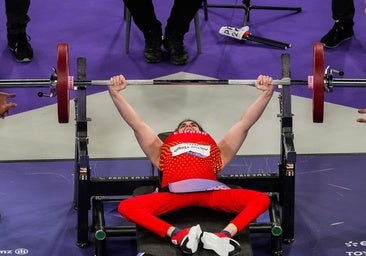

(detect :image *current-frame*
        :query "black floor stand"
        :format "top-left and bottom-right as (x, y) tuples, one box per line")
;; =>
(202, 0), (301, 49)
(203, 0), (302, 27)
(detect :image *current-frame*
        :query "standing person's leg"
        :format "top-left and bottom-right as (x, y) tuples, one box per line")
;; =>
(163, 0), (203, 65)
(332, 0), (355, 25)
(123, 0), (163, 63)
(320, 0), (355, 48)
(5, 0), (33, 62)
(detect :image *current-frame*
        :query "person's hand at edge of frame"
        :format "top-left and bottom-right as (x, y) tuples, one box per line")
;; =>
(0, 92), (17, 119)
(357, 109), (366, 123)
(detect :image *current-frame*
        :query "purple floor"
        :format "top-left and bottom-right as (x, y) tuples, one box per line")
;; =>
(1, 154), (366, 255)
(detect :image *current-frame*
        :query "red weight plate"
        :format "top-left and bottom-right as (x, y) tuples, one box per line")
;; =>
(56, 43), (70, 123)
(312, 42), (325, 123)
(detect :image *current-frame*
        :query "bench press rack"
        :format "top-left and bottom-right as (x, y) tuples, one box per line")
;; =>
(72, 54), (295, 255)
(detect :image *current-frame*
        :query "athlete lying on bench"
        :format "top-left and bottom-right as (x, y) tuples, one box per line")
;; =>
(108, 74), (274, 256)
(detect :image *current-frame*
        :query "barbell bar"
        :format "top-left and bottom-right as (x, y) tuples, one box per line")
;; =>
(1, 42), (366, 123)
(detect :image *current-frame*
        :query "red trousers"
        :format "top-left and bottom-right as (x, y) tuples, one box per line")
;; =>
(118, 188), (270, 237)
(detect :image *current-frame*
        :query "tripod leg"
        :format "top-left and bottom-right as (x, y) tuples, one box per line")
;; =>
(244, 32), (291, 49)
(243, 0), (250, 27)
(202, 0), (209, 20)
(241, 0), (301, 27)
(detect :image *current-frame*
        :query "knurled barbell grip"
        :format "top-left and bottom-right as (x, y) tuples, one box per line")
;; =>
(76, 78), (294, 86)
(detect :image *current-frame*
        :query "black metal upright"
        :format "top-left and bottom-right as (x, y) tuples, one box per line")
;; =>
(278, 53), (296, 243)
(74, 57), (91, 247)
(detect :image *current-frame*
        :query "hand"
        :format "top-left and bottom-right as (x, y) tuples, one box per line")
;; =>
(255, 75), (275, 93)
(0, 92), (17, 119)
(108, 75), (128, 95)
(357, 109), (366, 123)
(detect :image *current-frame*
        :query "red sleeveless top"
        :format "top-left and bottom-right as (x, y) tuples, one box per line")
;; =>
(159, 131), (223, 188)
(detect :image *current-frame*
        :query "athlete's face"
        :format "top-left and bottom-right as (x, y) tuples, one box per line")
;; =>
(177, 120), (200, 132)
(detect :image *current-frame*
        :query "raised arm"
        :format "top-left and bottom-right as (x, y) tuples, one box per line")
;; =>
(108, 75), (163, 166)
(218, 75), (275, 167)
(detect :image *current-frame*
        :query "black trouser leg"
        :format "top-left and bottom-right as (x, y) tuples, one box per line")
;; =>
(123, 0), (162, 33)
(331, 0), (355, 25)
(5, 0), (30, 35)
(165, 0), (203, 34)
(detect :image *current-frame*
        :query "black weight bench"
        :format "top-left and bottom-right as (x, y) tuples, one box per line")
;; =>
(92, 186), (283, 256)
(137, 207), (252, 256)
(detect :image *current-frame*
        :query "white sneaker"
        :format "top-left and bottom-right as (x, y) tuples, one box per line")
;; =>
(201, 232), (241, 256)
(171, 224), (202, 254)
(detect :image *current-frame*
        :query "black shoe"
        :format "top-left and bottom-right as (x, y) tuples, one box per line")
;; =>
(320, 22), (354, 48)
(163, 31), (188, 65)
(143, 30), (163, 63)
(8, 33), (33, 62)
